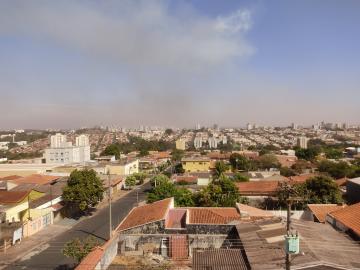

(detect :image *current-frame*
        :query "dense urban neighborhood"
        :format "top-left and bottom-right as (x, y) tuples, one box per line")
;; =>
(0, 124), (359, 269)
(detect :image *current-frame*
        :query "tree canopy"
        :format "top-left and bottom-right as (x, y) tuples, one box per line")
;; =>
(62, 236), (99, 263)
(62, 169), (104, 212)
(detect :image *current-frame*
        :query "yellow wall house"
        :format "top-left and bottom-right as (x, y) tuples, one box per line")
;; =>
(0, 189), (45, 223)
(0, 190), (30, 222)
(181, 157), (211, 172)
(106, 159), (139, 176)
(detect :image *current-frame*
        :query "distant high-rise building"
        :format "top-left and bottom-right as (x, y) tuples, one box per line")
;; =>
(208, 137), (218, 149)
(246, 123), (253, 130)
(194, 137), (202, 149)
(291, 123), (298, 130)
(76, 134), (89, 147)
(45, 134), (91, 164)
(195, 123), (201, 130)
(222, 136), (228, 145)
(176, 139), (186, 150)
(50, 133), (67, 148)
(297, 136), (309, 149)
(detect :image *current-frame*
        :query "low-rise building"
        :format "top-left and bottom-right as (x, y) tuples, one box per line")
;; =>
(181, 157), (211, 173)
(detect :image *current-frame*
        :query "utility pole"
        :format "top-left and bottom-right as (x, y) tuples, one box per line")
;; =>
(108, 172), (112, 239)
(286, 199), (292, 270)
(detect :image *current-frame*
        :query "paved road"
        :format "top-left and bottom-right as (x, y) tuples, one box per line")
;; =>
(4, 182), (151, 270)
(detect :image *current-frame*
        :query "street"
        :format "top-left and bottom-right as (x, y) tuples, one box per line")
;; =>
(1, 182), (151, 270)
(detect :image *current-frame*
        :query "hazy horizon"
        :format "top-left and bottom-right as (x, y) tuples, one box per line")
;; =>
(1, 0), (359, 129)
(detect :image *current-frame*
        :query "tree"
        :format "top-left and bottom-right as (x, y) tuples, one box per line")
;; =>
(165, 128), (173, 136)
(325, 148), (343, 159)
(174, 163), (185, 174)
(171, 149), (184, 162)
(194, 176), (246, 207)
(280, 167), (296, 177)
(62, 236), (99, 263)
(62, 169), (104, 212)
(231, 173), (249, 182)
(133, 172), (147, 184)
(301, 176), (342, 204)
(175, 188), (195, 207)
(295, 147), (320, 161)
(150, 174), (170, 187)
(257, 154), (280, 170)
(147, 181), (194, 206)
(101, 144), (120, 159)
(318, 160), (352, 179)
(213, 161), (229, 178)
(125, 175), (137, 189)
(229, 153), (253, 171)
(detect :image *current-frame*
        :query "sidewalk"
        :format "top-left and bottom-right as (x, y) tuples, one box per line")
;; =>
(0, 221), (75, 269)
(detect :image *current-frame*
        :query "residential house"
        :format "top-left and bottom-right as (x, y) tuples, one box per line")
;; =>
(181, 157), (211, 173)
(346, 177), (360, 204)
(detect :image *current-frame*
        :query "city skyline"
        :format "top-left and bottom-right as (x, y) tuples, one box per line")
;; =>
(1, 0), (360, 129)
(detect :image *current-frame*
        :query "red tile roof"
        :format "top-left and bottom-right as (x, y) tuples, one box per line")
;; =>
(275, 155), (298, 168)
(0, 175), (22, 181)
(11, 174), (60, 185)
(0, 190), (30, 204)
(328, 202), (360, 236)
(307, 204), (346, 223)
(236, 181), (280, 196)
(289, 173), (317, 183)
(172, 175), (198, 184)
(186, 207), (241, 224)
(117, 198), (173, 231)
(75, 247), (103, 270)
(166, 209), (186, 229)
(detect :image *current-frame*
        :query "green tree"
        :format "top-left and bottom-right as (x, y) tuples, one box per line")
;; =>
(125, 175), (137, 189)
(175, 188), (195, 207)
(101, 144), (120, 159)
(171, 149), (184, 162)
(280, 167), (296, 177)
(165, 128), (173, 135)
(62, 169), (104, 212)
(295, 147), (320, 161)
(150, 174), (170, 187)
(229, 153), (253, 171)
(257, 154), (280, 170)
(318, 160), (352, 179)
(194, 176), (246, 207)
(174, 163), (185, 174)
(325, 148), (343, 159)
(133, 172), (147, 184)
(302, 176), (342, 204)
(231, 173), (249, 182)
(62, 236), (99, 263)
(213, 161), (229, 178)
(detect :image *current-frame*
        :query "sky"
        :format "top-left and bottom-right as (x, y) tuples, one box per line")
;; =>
(0, 0), (359, 129)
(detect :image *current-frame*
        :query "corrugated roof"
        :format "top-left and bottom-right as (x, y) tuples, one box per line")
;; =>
(193, 249), (248, 270)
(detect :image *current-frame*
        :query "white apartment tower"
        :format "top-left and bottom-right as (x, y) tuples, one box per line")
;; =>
(194, 137), (203, 149)
(297, 136), (309, 149)
(45, 134), (91, 164)
(50, 133), (67, 148)
(208, 137), (218, 149)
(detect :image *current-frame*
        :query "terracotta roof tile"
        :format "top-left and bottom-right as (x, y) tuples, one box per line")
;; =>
(117, 198), (173, 231)
(0, 190), (30, 204)
(75, 247), (103, 270)
(11, 174), (60, 185)
(289, 173), (317, 183)
(186, 207), (241, 224)
(328, 202), (360, 236)
(335, 177), (347, 187)
(236, 181), (280, 196)
(0, 175), (22, 181)
(307, 204), (345, 223)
